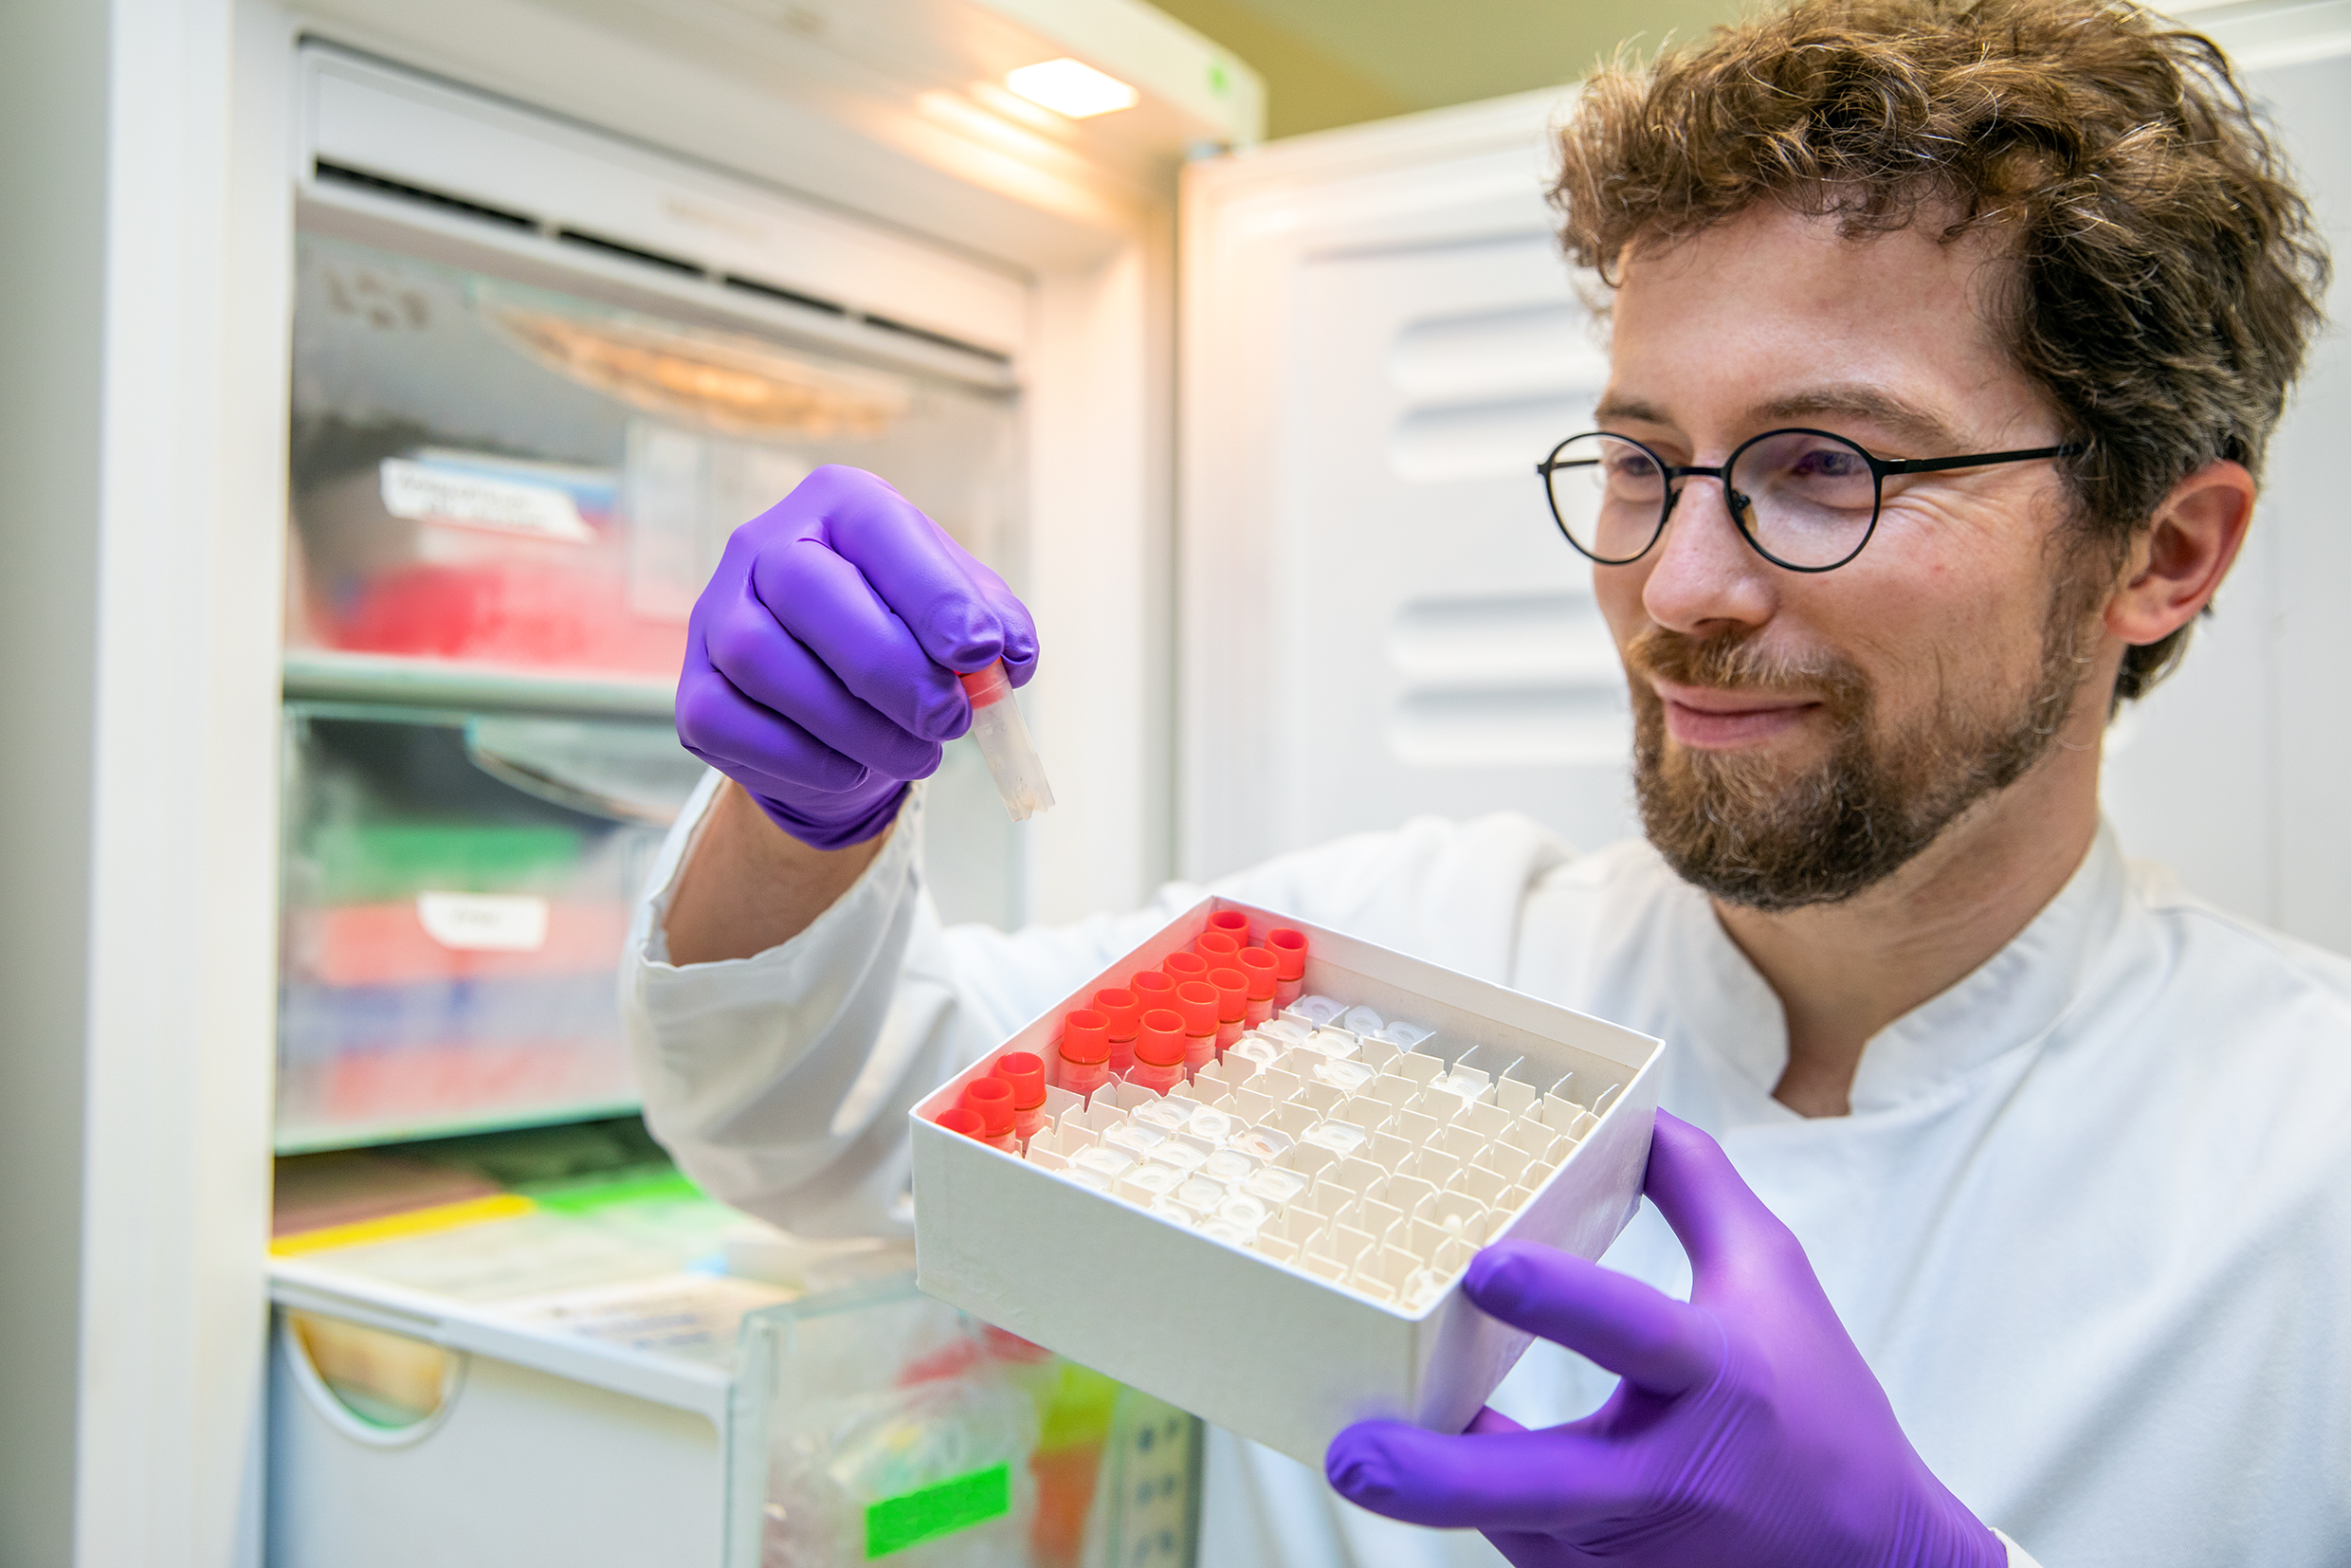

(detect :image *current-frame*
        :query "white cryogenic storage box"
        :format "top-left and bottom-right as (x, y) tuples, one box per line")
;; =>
(912, 898), (1661, 1465)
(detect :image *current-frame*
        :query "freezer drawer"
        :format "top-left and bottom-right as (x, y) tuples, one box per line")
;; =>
(266, 1271), (1200, 1568)
(276, 704), (690, 1150)
(287, 228), (1022, 686)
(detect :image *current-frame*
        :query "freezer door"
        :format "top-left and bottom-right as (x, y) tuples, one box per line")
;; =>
(1177, 92), (1633, 882)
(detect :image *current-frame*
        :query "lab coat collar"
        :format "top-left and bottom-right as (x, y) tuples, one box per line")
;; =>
(1676, 820), (2127, 1120)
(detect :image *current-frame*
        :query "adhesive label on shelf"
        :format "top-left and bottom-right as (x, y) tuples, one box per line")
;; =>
(380, 457), (596, 544)
(416, 890), (551, 952)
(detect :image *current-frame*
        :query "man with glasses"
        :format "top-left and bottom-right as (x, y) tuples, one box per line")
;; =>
(628, 0), (2351, 1562)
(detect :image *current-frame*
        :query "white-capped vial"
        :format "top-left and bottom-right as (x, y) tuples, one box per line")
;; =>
(1188, 1106), (1239, 1143)
(1132, 1099), (1192, 1134)
(1176, 1176), (1229, 1212)
(1289, 995), (1345, 1028)
(1103, 1121), (1167, 1157)
(1340, 1005), (1385, 1035)
(1069, 1144), (1137, 1180)
(1231, 1123), (1294, 1162)
(1200, 1147), (1260, 1186)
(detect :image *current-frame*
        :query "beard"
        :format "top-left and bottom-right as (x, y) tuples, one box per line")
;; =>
(1627, 570), (2105, 911)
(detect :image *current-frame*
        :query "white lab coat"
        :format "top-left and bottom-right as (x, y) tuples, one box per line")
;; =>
(624, 774), (2351, 1568)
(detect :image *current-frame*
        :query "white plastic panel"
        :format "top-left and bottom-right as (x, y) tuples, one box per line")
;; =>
(301, 46), (1031, 359)
(1180, 93), (1633, 880)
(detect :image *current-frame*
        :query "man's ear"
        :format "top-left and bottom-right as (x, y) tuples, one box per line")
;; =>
(2105, 460), (2256, 646)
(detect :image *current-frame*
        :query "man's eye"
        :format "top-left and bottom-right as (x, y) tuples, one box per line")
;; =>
(1791, 447), (1864, 477)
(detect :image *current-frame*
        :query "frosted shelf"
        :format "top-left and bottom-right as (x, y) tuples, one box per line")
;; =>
(283, 650), (675, 720)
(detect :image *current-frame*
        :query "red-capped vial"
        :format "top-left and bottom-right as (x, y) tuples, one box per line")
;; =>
(1235, 948), (1280, 1026)
(1093, 987), (1141, 1076)
(1206, 966), (1249, 1053)
(937, 1105), (987, 1140)
(1267, 927), (1308, 1006)
(1174, 980), (1220, 1077)
(1130, 1008), (1188, 1095)
(993, 1050), (1048, 1140)
(1129, 969), (1179, 1054)
(1163, 950), (1210, 985)
(1195, 929), (1243, 963)
(1207, 909), (1252, 941)
(960, 1077), (1020, 1152)
(1059, 1009), (1113, 1099)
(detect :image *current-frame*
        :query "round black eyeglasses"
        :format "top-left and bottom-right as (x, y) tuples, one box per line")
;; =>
(1537, 428), (2087, 573)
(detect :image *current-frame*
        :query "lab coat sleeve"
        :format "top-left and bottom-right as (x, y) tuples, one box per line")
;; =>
(1995, 1530), (2043, 1566)
(623, 770), (1572, 1237)
(621, 774), (1202, 1236)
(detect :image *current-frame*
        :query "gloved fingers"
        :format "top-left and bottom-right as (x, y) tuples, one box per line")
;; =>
(699, 580), (946, 781)
(1463, 1240), (1719, 1398)
(751, 538), (973, 742)
(801, 466), (1018, 674)
(1642, 1111), (1802, 1284)
(1485, 1529), (1606, 1568)
(957, 552), (1039, 685)
(1324, 1420), (1641, 1534)
(675, 659), (881, 798)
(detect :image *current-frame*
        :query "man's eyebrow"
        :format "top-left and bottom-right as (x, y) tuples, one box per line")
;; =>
(1750, 388), (1961, 454)
(1593, 395), (1671, 426)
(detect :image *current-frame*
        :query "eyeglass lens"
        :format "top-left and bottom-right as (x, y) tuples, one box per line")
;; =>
(1544, 430), (1882, 570)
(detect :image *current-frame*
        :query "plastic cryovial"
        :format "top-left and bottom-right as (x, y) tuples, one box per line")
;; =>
(1057, 1010), (1113, 1099)
(957, 660), (1054, 822)
(1091, 988), (1140, 1076)
(1206, 967), (1249, 1053)
(1267, 928), (1308, 1007)
(937, 1105), (988, 1140)
(993, 1051), (1048, 1142)
(1173, 982), (1221, 1078)
(1163, 950), (1211, 986)
(1207, 909), (1252, 942)
(1130, 970), (1178, 1025)
(1195, 929), (1243, 963)
(1235, 949), (1280, 1026)
(1129, 1009), (1190, 1096)
(960, 1077), (1020, 1152)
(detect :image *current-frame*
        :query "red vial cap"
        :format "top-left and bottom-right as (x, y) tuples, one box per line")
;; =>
(937, 1105), (987, 1139)
(1061, 1009), (1112, 1065)
(1091, 989), (1140, 1042)
(1207, 909), (1252, 939)
(1235, 947), (1280, 1001)
(993, 1050), (1047, 1109)
(1163, 951), (1210, 983)
(1135, 1008), (1187, 1067)
(1174, 980), (1220, 1037)
(1131, 971), (1178, 1009)
(1195, 930), (1243, 962)
(1267, 927), (1308, 981)
(1207, 966), (1249, 1023)
(961, 1076), (1015, 1138)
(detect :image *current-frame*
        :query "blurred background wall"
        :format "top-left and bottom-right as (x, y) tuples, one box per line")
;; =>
(1151, 0), (1749, 137)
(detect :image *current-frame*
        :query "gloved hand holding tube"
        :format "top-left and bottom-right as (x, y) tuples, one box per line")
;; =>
(677, 465), (1045, 849)
(1326, 1113), (2006, 1568)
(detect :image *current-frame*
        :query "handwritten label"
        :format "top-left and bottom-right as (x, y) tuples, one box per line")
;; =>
(415, 891), (549, 953)
(381, 459), (594, 543)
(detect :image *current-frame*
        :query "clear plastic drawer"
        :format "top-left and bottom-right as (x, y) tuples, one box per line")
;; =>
(276, 704), (697, 1150)
(287, 229), (1021, 685)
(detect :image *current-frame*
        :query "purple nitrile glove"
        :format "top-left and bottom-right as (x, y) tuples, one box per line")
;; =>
(1326, 1112), (2005, 1568)
(677, 465), (1036, 850)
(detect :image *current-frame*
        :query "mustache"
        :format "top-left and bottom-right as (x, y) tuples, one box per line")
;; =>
(1623, 625), (1869, 715)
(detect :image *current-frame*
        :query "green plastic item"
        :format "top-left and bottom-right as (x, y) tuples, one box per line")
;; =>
(864, 1463), (1013, 1559)
(305, 821), (581, 902)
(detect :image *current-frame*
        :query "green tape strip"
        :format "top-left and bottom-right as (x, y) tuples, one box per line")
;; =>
(525, 1169), (704, 1214)
(865, 1463), (1011, 1559)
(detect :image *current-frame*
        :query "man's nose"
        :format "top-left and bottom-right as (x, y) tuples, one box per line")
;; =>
(1636, 474), (1777, 634)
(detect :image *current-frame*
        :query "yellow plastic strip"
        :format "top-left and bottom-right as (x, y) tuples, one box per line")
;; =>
(270, 1193), (537, 1257)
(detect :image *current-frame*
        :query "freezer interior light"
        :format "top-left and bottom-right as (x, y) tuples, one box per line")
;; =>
(1005, 58), (1139, 119)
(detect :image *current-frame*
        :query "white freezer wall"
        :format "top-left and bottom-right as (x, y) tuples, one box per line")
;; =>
(1179, 33), (2351, 955)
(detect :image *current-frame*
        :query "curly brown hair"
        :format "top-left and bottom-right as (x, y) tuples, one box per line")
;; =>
(1553, 0), (2328, 702)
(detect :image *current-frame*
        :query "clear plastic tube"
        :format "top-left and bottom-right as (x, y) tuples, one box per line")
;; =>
(958, 661), (1054, 822)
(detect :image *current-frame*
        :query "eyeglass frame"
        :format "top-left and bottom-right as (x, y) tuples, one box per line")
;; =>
(1536, 427), (2089, 574)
